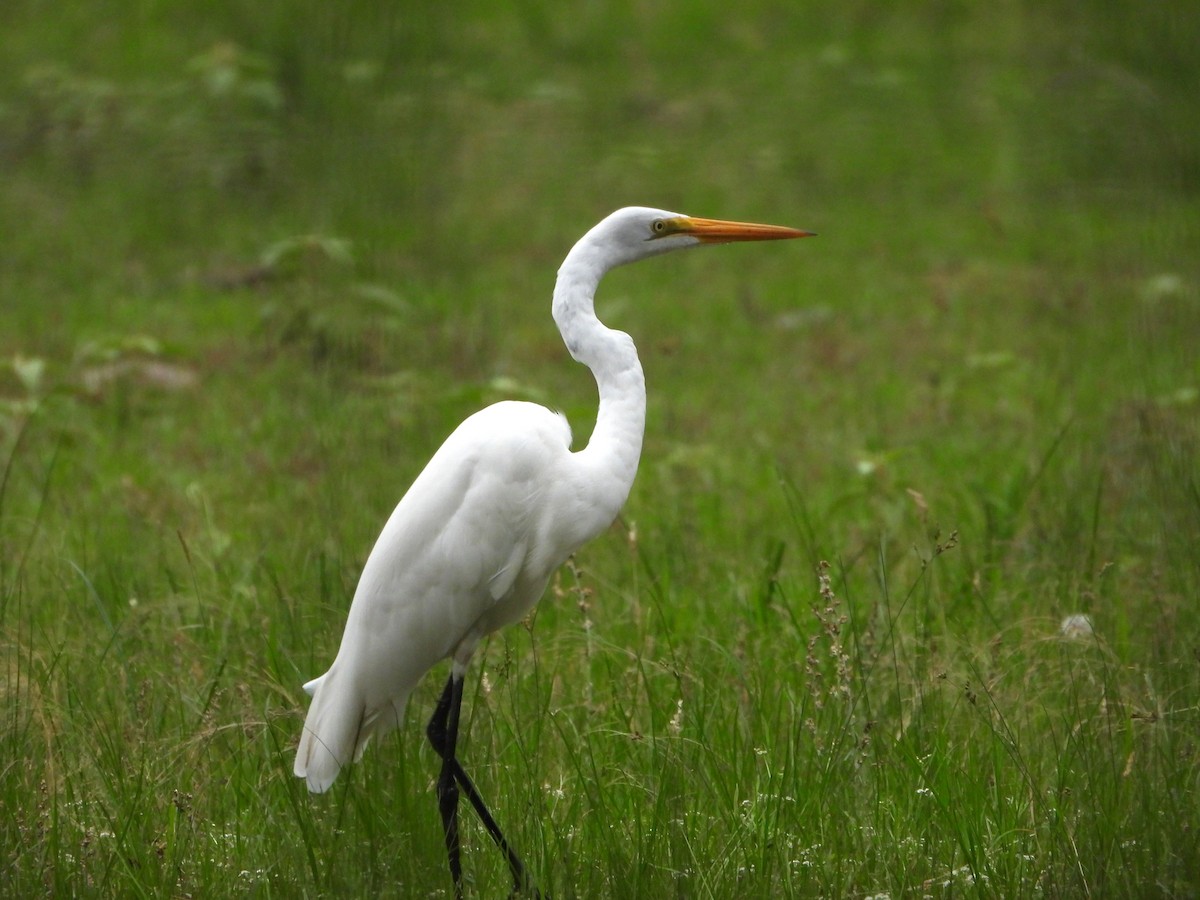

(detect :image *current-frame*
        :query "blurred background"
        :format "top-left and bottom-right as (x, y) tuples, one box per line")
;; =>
(3, 2), (1195, 304)
(2, 0), (1195, 611)
(3, 0), (1195, 483)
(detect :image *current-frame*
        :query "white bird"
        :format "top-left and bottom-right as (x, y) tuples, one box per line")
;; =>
(294, 206), (812, 897)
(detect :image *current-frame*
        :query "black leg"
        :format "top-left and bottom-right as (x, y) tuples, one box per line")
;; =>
(426, 673), (543, 898)
(428, 675), (464, 898)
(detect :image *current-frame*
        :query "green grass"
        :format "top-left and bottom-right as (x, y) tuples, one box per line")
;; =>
(2, 1), (1198, 897)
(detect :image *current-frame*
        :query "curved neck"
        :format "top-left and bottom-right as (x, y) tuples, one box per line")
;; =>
(552, 250), (646, 527)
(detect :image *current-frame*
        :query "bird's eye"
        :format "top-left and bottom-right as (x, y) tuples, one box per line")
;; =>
(651, 219), (667, 236)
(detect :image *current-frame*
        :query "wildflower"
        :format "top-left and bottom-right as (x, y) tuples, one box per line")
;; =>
(1059, 614), (1094, 640)
(668, 698), (684, 735)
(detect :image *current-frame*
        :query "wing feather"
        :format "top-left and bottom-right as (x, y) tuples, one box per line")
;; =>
(294, 401), (574, 791)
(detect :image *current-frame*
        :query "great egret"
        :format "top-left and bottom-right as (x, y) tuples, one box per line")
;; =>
(294, 206), (812, 896)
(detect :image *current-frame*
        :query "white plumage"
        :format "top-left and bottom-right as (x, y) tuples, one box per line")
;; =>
(295, 400), (606, 791)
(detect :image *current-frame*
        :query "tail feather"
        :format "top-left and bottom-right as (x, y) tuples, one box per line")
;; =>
(294, 669), (408, 793)
(294, 670), (367, 793)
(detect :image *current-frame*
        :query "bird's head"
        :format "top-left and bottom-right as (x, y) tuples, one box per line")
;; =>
(576, 206), (814, 271)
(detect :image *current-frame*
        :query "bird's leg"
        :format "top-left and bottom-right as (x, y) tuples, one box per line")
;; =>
(427, 673), (542, 899)
(427, 674), (465, 897)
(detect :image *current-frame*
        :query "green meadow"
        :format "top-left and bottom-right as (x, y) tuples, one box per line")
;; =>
(2, 2), (1197, 896)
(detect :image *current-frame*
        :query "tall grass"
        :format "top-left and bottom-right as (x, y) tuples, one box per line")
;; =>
(2, 1), (1198, 897)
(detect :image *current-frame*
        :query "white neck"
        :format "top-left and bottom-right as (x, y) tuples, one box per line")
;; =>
(552, 241), (646, 534)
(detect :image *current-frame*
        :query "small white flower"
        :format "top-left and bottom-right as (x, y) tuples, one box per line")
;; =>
(1059, 614), (1095, 640)
(668, 698), (684, 735)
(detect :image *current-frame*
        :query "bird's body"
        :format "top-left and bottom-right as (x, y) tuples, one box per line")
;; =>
(294, 206), (810, 895)
(294, 398), (633, 791)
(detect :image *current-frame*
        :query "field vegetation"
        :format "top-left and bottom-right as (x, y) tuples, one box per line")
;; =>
(1, 2), (1197, 896)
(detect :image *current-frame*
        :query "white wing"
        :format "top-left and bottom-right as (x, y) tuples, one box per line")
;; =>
(294, 400), (580, 792)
